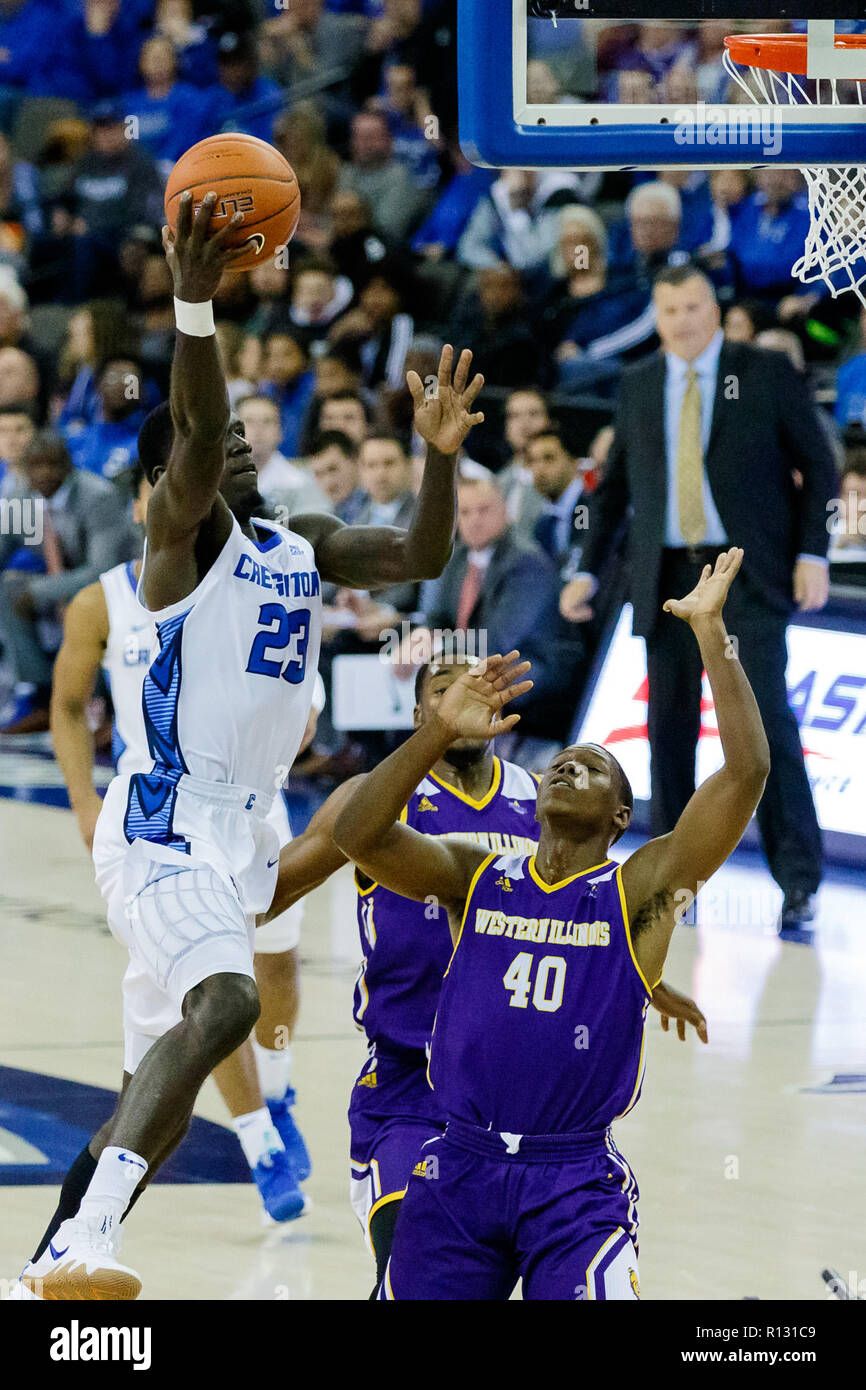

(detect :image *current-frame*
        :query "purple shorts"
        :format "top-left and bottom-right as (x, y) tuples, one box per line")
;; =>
(348, 1049), (445, 1244)
(380, 1120), (641, 1301)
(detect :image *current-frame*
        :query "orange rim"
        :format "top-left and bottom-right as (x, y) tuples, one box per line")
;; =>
(724, 33), (866, 79)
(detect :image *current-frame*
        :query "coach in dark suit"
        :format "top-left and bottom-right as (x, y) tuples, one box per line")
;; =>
(561, 264), (837, 929)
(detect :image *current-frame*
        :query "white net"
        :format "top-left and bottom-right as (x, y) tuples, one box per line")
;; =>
(723, 47), (866, 306)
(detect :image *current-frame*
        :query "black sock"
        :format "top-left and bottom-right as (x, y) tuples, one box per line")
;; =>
(31, 1143), (98, 1262)
(368, 1199), (402, 1299)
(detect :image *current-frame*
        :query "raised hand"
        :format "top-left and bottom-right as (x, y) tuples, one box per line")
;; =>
(407, 344), (485, 456)
(162, 191), (250, 304)
(436, 652), (533, 741)
(651, 980), (708, 1044)
(663, 547), (744, 626)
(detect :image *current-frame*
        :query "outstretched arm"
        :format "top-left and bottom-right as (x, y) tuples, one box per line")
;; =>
(333, 654), (533, 936)
(143, 192), (248, 607)
(621, 549), (771, 986)
(49, 582), (109, 852)
(292, 345), (484, 588)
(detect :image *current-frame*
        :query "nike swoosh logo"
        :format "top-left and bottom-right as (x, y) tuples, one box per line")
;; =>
(245, 232), (266, 255)
(49, 1241), (69, 1259)
(267, 857), (279, 869)
(118, 1152), (146, 1170)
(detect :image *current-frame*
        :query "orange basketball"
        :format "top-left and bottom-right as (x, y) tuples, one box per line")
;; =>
(164, 133), (301, 272)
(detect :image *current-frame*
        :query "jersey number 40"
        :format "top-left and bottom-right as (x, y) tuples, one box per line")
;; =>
(246, 604), (310, 685)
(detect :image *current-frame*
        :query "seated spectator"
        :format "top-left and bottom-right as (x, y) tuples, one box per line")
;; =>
(608, 181), (689, 284)
(308, 429), (366, 523)
(213, 30), (283, 145)
(835, 307), (866, 428)
(154, 0), (217, 89)
(274, 102), (342, 229)
(0, 430), (133, 732)
(411, 145), (495, 262)
(0, 0), (83, 100)
(0, 269), (52, 404)
(524, 425), (589, 568)
(0, 346), (40, 411)
(457, 168), (585, 274)
(237, 393), (329, 519)
(329, 270), (414, 390)
(602, 22), (694, 100)
(260, 329), (317, 457)
(449, 264), (540, 388)
(55, 300), (134, 431)
(829, 432), (866, 558)
(538, 206), (656, 389)
(314, 346), (363, 402)
(723, 298), (777, 344)
(62, 356), (147, 481)
(415, 475), (580, 758)
(702, 169), (752, 265)
(337, 110), (428, 241)
(371, 61), (440, 192)
(0, 402), (35, 497)
(0, 131), (43, 267)
(337, 429), (420, 618)
(326, 190), (418, 302)
(285, 257), (354, 354)
(136, 253), (175, 395)
(755, 326), (843, 471)
(318, 389), (371, 448)
(498, 386), (551, 541)
(372, 334), (440, 450)
(123, 34), (221, 175)
(72, 101), (165, 243)
(244, 260), (291, 339)
(728, 169), (812, 302)
(215, 321), (261, 409)
(261, 0), (368, 95)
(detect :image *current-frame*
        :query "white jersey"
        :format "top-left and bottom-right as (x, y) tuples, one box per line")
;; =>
(136, 514), (322, 795)
(99, 560), (156, 776)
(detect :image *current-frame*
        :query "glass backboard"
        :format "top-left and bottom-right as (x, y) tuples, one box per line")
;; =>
(458, 2), (866, 169)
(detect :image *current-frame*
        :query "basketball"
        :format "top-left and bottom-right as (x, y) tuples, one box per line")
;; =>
(164, 134), (301, 271)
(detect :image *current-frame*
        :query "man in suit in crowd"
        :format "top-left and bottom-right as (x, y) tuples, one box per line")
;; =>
(525, 424), (588, 567)
(418, 475), (581, 761)
(560, 264), (836, 930)
(0, 432), (133, 733)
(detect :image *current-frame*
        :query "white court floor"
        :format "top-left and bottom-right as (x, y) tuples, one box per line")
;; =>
(1, 794), (864, 1302)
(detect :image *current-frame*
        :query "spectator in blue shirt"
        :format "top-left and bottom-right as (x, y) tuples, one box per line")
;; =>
(153, 0), (219, 88)
(0, 0), (80, 98)
(123, 35), (222, 174)
(213, 30), (284, 144)
(62, 356), (147, 481)
(728, 169), (812, 302)
(375, 62), (441, 192)
(412, 150), (494, 261)
(260, 329), (317, 458)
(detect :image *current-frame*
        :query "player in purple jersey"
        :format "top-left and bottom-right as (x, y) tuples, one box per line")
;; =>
(333, 549), (770, 1300)
(262, 654), (706, 1296)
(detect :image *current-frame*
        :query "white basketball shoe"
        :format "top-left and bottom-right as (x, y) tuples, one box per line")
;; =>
(19, 1216), (142, 1301)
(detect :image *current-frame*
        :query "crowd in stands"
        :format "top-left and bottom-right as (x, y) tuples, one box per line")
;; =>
(0, 1), (864, 763)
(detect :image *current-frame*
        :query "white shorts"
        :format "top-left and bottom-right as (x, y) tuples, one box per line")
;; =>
(93, 771), (280, 1073)
(256, 792), (304, 954)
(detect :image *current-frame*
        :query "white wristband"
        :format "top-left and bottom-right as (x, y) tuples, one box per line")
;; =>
(173, 297), (215, 337)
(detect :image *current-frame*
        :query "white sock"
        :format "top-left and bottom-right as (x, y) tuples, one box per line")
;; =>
(233, 1106), (284, 1168)
(77, 1146), (148, 1236)
(253, 1038), (293, 1102)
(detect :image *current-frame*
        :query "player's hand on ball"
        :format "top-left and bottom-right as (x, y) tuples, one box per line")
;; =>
(651, 980), (708, 1043)
(408, 345), (485, 455)
(663, 547), (743, 626)
(436, 652), (533, 741)
(162, 191), (250, 303)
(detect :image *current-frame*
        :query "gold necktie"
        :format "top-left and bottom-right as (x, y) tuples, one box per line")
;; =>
(676, 368), (707, 546)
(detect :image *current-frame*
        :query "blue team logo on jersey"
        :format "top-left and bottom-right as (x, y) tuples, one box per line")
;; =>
(0, 1066), (249, 1185)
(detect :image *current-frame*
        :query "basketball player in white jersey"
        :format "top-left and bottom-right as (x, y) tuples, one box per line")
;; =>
(21, 190), (485, 1300)
(48, 463), (324, 1224)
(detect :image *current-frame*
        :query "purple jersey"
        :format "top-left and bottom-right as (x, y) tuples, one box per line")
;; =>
(353, 758), (540, 1053)
(429, 853), (653, 1134)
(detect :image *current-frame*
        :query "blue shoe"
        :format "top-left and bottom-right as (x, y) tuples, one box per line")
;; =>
(268, 1089), (312, 1182)
(252, 1148), (307, 1223)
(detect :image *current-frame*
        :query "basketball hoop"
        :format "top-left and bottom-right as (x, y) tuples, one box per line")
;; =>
(723, 34), (866, 306)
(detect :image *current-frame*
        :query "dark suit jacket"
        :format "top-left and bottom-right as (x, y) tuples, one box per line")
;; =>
(580, 342), (838, 636)
(0, 469), (135, 612)
(420, 528), (583, 730)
